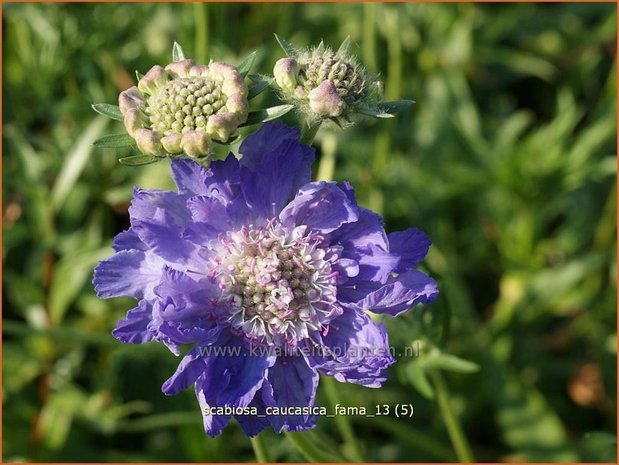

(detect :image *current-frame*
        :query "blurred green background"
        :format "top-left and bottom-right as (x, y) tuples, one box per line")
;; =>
(2, 2), (617, 462)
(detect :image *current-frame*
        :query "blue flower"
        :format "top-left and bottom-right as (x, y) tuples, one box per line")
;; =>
(93, 122), (438, 436)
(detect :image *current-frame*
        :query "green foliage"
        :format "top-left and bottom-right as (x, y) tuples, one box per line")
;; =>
(3, 2), (616, 462)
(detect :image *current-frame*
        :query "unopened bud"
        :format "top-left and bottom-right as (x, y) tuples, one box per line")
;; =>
(274, 57), (300, 92)
(308, 80), (346, 117)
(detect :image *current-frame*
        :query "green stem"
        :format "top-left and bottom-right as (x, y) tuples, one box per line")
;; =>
(429, 370), (475, 463)
(363, 3), (378, 73)
(250, 433), (269, 463)
(194, 2), (209, 64)
(316, 132), (337, 182)
(285, 431), (345, 462)
(322, 377), (363, 461)
(300, 120), (322, 145)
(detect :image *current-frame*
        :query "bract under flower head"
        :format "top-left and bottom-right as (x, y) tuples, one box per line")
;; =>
(93, 122), (438, 437)
(119, 59), (248, 158)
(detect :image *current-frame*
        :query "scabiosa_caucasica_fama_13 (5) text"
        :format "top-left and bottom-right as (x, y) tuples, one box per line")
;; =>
(93, 122), (438, 436)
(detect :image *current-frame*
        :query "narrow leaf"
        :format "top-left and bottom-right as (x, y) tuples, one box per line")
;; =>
(274, 34), (296, 57)
(240, 104), (294, 127)
(237, 51), (257, 78)
(356, 105), (395, 119)
(91, 103), (123, 121)
(248, 78), (270, 100)
(93, 133), (136, 148)
(380, 99), (415, 113)
(337, 36), (352, 56)
(314, 40), (325, 56)
(118, 154), (160, 166)
(135, 70), (144, 81)
(51, 117), (108, 210)
(425, 351), (480, 374)
(172, 41), (186, 62)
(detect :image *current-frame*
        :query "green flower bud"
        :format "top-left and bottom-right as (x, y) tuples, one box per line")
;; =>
(165, 59), (194, 78)
(134, 128), (162, 156)
(120, 54), (249, 158)
(123, 108), (143, 137)
(180, 130), (211, 158)
(273, 57), (299, 92)
(308, 80), (346, 117)
(206, 113), (236, 142)
(160, 133), (183, 154)
(273, 36), (385, 123)
(119, 86), (144, 114)
(138, 65), (168, 95)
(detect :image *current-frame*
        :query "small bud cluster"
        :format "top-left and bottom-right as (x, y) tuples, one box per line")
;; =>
(210, 220), (342, 347)
(273, 40), (380, 120)
(297, 51), (367, 105)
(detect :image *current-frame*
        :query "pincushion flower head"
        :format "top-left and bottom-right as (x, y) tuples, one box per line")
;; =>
(93, 122), (437, 436)
(120, 57), (248, 159)
(273, 35), (413, 124)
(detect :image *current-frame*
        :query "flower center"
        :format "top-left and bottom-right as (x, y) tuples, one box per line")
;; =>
(300, 53), (366, 104)
(210, 219), (341, 347)
(145, 77), (228, 135)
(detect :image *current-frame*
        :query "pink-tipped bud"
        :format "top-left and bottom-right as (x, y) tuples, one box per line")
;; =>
(308, 80), (346, 117)
(273, 57), (300, 92)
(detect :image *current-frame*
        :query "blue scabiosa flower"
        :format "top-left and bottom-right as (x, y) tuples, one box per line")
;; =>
(93, 122), (437, 436)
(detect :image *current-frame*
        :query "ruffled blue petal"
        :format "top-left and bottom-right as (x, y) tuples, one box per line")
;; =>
(279, 182), (358, 234)
(239, 122), (315, 218)
(131, 209), (197, 264)
(112, 229), (146, 252)
(111, 299), (154, 344)
(93, 249), (163, 300)
(161, 330), (222, 396)
(191, 335), (274, 436)
(388, 228), (431, 272)
(356, 270), (439, 316)
(262, 354), (318, 433)
(172, 155), (243, 203)
(235, 388), (271, 437)
(306, 306), (394, 387)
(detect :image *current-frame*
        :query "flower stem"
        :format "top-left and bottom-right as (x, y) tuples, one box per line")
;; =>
(322, 376), (363, 461)
(300, 120), (322, 145)
(316, 132), (337, 182)
(194, 2), (209, 64)
(429, 370), (475, 463)
(285, 431), (345, 462)
(250, 433), (269, 463)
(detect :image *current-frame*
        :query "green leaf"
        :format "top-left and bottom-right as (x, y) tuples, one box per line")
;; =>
(237, 50), (256, 78)
(356, 105), (395, 119)
(51, 117), (108, 211)
(49, 247), (111, 325)
(380, 99), (415, 113)
(497, 368), (577, 461)
(337, 35), (352, 56)
(274, 34), (296, 57)
(93, 133), (135, 148)
(240, 104), (294, 127)
(247, 75), (271, 99)
(425, 351), (480, 374)
(172, 41), (186, 62)
(406, 363), (435, 399)
(91, 103), (123, 121)
(118, 154), (160, 166)
(314, 40), (325, 56)
(577, 432), (617, 462)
